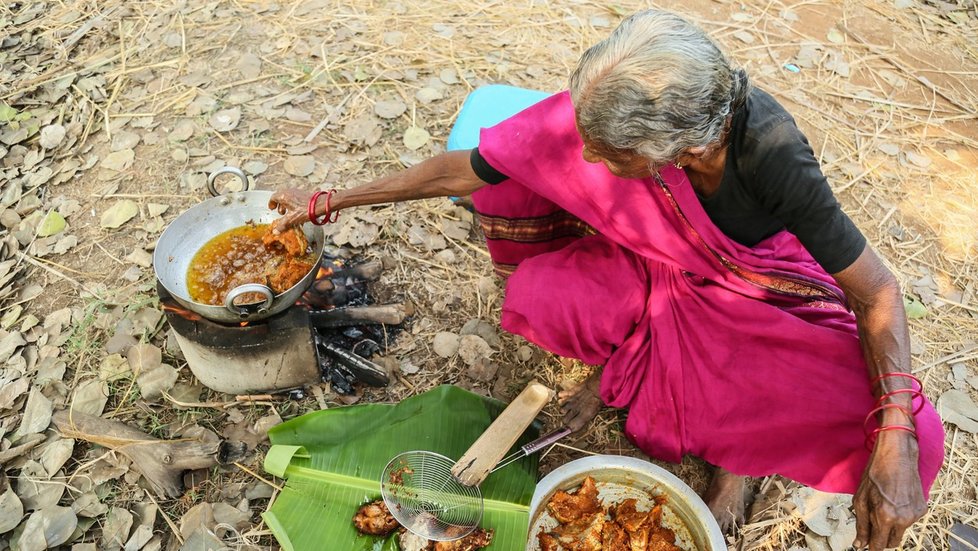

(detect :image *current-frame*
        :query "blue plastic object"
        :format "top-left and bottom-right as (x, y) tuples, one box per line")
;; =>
(446, 85), (551, 151)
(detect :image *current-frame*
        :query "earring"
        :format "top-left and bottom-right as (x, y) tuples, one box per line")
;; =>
(674, 161), (683, 169)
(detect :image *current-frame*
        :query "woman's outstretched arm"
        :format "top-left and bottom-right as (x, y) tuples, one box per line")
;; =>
(269, 149), (485, 231)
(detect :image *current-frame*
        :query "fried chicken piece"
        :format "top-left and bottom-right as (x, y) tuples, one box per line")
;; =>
(647, 526), (681, 551)
(553, 511), (605, 551)
(601, 520), (630, 551)
(547, 476), (602, 524)
(268, 257), (313, 292)
(431, 528), (494, 550)
(352, 500), (400, 536)
(613, 499), (666, 551)
(262, 226), (308, 256)
(538, 532), (561, 551)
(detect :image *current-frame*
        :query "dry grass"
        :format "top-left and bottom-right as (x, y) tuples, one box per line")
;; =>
(3, 0), (977, 549)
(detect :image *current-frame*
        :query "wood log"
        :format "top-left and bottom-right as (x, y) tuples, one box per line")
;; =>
(52, 410), (240, 498)
(308, 302), (414, 327)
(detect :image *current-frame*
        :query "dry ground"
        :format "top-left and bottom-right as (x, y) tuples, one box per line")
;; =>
(1, 0), (977, 550)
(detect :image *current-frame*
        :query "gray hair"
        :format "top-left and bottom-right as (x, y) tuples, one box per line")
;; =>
(569, 9), (750, 165)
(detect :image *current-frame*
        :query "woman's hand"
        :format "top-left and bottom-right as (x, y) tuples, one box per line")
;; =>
(852, 431), (926, 550)
(268, 188), (313, 233)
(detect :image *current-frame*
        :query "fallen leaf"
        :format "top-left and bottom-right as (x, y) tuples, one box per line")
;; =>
(415, 87), (443, 104)
(71, 378), (109, 416)
(374, 99), (407, 119)
(827, 28), (845, 44)
(733, 30), (755, 44)
(111, 130), (140, 152)
(100, 353), (131, 381)
(283, 155), (315, 177)
(457, 335), (493, 366)
(906, 151), (932, 168)
(0, 488), (23, 533)
(39, 124), (66, 149)
(236, 53), (262, 79)
(100, 200), (139, 229)
(125, 248), (153, 268)
(343, 114), (382, 146)
(16, 387), (53, 437)
(403, 126), (430, 150)
(243, 161), (268, 175)
(439, 68), (459, 85)
(209, 108), (241, 132)
(937, 389), (978, 433)
(169, 120), (195, 141)
(101, 149), (135, 172)
(432, 332), (460, 358)
(904, 297), (928, 319)
(39, 439), (74, 480)
(137, 364), (178, 400)
(147, 203), (169, 217)
(878, 143), (900, 156)
(102, 507), (134, 551)
(36, 210), (65, 237)
(127, 343), (162, 373)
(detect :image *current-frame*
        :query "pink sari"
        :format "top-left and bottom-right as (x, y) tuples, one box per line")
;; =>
(472, 91), (943, 494)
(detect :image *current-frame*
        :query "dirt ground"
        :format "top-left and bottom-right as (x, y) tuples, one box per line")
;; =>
(1, 0), (977, 550)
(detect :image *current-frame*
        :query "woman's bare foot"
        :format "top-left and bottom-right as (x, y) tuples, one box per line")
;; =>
(557, 371), (603, 432)
(703, 466), (747, 534)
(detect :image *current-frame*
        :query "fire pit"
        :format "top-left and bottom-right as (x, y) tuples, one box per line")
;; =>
(160, 257), (412, 395)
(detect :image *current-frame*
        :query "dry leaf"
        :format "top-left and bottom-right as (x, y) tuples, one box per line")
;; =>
(71, 378), (109, 416)
(415, 87), (443, 104)
(39, 124), (66, 149)
(374, 99), (407, 119)
(17, 387), (53, 436)
(209, 108), (241, 132)
(458, 335), (493, 366)
(100, 200), (139, 229)
(283, 155), (315, 177)
(237, 53), (262, 79)
(403, 126), (430, 150)
(101, 149), (135, 172)
(0, 488), (23, 533)
(243, 161), (268, 175)
(169, 120), (195, 141)
(937, 389), (978, 433)
(432, 332), (460, 358)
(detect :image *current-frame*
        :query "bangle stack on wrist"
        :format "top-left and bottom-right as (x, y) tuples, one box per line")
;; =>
(864, 372), (924, 451)
(308, 189), (339, 225)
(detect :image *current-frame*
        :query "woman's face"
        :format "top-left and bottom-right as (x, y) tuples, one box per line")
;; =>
(580, 137), (653, 179)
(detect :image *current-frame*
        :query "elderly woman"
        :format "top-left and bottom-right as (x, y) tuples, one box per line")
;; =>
(271, 9), (943, 550)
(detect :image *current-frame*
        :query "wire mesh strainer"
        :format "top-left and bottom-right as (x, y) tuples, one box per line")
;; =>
(380, 382), (568, 541)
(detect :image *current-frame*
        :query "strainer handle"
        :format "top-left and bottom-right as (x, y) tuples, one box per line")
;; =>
(451, 381), (554, 486)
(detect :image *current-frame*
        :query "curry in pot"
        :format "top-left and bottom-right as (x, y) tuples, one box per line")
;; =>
(186, 222), (315, 305)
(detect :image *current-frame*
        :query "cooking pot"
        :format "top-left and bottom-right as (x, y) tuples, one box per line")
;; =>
(154, 167), (325, 324)
(528, 455), (725, 551)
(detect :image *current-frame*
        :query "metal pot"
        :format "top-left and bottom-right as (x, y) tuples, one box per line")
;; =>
(527, 455), (725, 551)
(154, 167), (325, 324)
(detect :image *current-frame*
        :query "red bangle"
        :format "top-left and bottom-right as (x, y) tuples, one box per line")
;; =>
(308, 190), (339, 225)
(863, 403), (915, 436)
(865, 425), (917, 451)
(871, 372), (921, 391)
(876, 388), (926, 415)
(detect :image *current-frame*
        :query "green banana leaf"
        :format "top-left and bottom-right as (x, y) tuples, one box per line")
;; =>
(262, 385), (540, 551)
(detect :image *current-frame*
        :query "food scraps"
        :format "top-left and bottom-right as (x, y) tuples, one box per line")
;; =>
(353, 500), (494, 550)
(538, 476), (682, 551)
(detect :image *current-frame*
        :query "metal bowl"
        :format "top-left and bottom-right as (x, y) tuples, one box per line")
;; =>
(527, 455), (725, 551)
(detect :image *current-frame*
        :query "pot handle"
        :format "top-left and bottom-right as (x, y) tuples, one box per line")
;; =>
(224, 284), (274, 318)
(207, 166), (250, 197)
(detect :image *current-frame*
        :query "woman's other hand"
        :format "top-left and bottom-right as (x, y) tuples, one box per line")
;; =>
(269, 188), (312, 233)
(852, 431), (926, 550)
